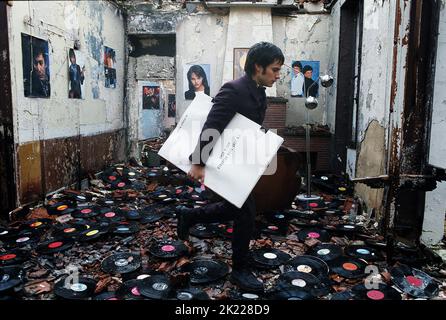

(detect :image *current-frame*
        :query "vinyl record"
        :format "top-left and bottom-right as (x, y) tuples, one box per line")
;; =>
(297, 228), (331, 242)
(116, 279), (145, 300)
(268, 287), (314, 300)
(21, 218), (53, 232)
(77, 227), (108, 242)
(344, 245), (384, 262)
(138, 274), (172, 299)
(284, 255), (330, 280)
(54, 276), (97, 300)
(174, 287), (210, 300)
(53, 223), (90, 239)
(329, 256), (368, 279)
(101, 253), (142, 274)
(148, 240), (188, 259)
(0, 266), (24, 293)
(93, 291), (120, 300)
(36, 239), (74, 255)
(277, 271), (321, 292)
(0, 227), (19, 241)
(124, 209), (142, 221)
(284, 209), (317, 220)
(333, 224), (362, 234)
(46, 201), (76, 215)
(7, 231), (39, 249)
(251, 248), (291, 268)
(307, 243), (343, 262)
(182, 259), (229, 284)
(140, 212), (164, 224)
(111, 221), (140, 235)
(351, 283), (402, 300)
(217, 224), (234, 239)
(110, 179), (131, 190)
(71, 206), (101, 219)
(189, 223), (220, 239)
(0, 250), (28, 267)
(96, 209), (125, 223)
(259, 223), (288, 236)
(390, 264), (440, 298)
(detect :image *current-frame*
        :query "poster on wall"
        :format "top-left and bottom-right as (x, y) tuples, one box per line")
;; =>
(68, 49), (86, 99)
(142, 86), (160, 110)
(183, 64), (210, 100)
(168, 94), (176, 118)
(104, 46), (116, 88)
(21, 33), (51, 98)
(233, 48), (249, 80)
(290, 60), (320, 98)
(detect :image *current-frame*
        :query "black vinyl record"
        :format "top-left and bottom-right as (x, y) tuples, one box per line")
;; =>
(46, 201), (76, 215)
(96, 209), (125, 223)
(297, 228), (331, 242)
(182, 259), (229, 284)
(101, 253), (142, 274)
(7, 231), (39, 249)
(259, 222), (288, 236)
(148, 240), (188, 259)
(0, 227), (19, 241)
(284, 255), (330, 280)
(93, 291), (120, 300)
(71, 206), (101, 219)
(329, 256), (368, 279)
(140, 212), (164, 224)
(268, 287), (314, 300)
(174, 287), (210, 300)
(0, 250), (27, 267)
(21, 218), (53, 232)
(53, 223), (90, 239)
(124, 209), (142, 221)
(344, 245), (384, 262)
(217, 224), (234, 239)
(111, 221), (140, 235)
(189, 223), (220, 238)
(77, 227), (108, 242)
(116, 279), (145, 300)
(307, 243), (343, 262)
(251, 248), (291, 268)
(54, 276), (97, 300)
(0, 266), (24, 293)
(36, 239), (74, 255)
(277, 271), (321, 292)
(351, 283), (402, 300)
(390, 264), (440, 298)
(138, 274), (172, 299)
(332, 224), (362, 234)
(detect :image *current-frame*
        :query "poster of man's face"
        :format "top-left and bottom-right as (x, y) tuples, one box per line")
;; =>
(68, 49), (86, 99)
(21, 33), (51, 98)
(233, 48), (249, 80)
(104, 46), (116, 88)
(290, 60), (320, 98)
(183, 64), (210, 100)
(168, 94), (176, 118)
(142, 86), (160, 110)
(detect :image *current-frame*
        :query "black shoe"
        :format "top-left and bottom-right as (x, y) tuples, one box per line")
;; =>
(175, 206), (195, 240)
(230, 268), (264, 293)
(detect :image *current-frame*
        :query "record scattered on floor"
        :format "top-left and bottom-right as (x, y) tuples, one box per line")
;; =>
(0, 250), (27, 267)
(189, 223), (220, 239)
(96, 209), (125, 223)
(307, 243), (343, 262)
(148, 240), (188, 259)
(54, 276), (97, 300)
(36, 239), (74, 255)
(7, 232), (39, 249)
(46, 202), (76, 215)
(182, 259), (229, 284)
(285, 209), (317, 220)
(251, 248), (291, 268)
(268, 287), (314, 300)
(53, 223), (90, 239)
(351, 283), (402, 300)
(174, 287), (210, 300)
(21, 218), (53, 232)
(111, 221), (140, 235)
(217, 224), (234, 239)
(330, 290), (355, 300)
(333, 224), (362, 234)
(71, 206), (101, 219)
(77, 227), (108, 242)
(229, 291), (262, 300)
(364, 239), (388, 250)
(284, 255), (330, 280)
(0, 266), (25, 293)
(116, 279), (145, 300)
(277, 271), (321, 292)
(297, 228), (331, 242)
(140, 212), (164, 224)
(124, 209), (142, 221)
(101, 253), (142, 274)
(93, 291), (120, 300)
(390, 264), (440, 298)
(138, 274), (172, 299)
(0, 227), (18, 241)
(344, 245), (384, 262)
(329, 257), (368, 279)
(259, 222), (288, 236)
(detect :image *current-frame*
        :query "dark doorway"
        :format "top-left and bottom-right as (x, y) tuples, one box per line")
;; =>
(332, 0), (363, 174)
(0, 1), (17, 218)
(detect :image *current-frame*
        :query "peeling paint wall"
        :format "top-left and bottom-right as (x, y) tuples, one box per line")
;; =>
(7, 1), (126, 203)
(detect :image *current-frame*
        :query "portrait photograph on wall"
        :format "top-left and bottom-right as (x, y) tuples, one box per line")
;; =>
(68, 49), (86, 99)
(168, 94), (176, 118)
(104, 46), (116, 88)
(233, 48), (249, 80)
(183, 64), (210, 100)
(290, 60), (320, 98)
(21, 33), (51, 98)
(142, 86), (160, 110)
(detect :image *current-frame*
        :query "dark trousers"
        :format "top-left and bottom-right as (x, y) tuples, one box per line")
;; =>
(191, 193), (256, 270)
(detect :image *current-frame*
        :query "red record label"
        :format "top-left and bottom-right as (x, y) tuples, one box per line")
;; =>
(117, 182), (126, 187)
(308, 232), (320, 239)
(64, 227), (76, 233)
(268, 225), (279, 231)
(131, 287), (141, 296)
(81, 209), (92, 214)
(105, 212), (116, 218)
(161, 245), (175, 252)
(342, 262), (358, 271)
(226, 228), (233, 233)
(48, 241), (63, 249)
(109, 175), (117, 181)
(0, 254), (17, 261)
(367, 290), (385, 300)
(309, 203), (318, 208)
(406, 276), (423, 287)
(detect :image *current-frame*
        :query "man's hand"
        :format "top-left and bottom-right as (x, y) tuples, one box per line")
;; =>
(188, 164), (205, 184)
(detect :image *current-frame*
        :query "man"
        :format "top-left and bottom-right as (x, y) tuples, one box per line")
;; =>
(176, 42), (284, 292)
(30, 50), (50, 97)
(290, 61), (304, 97)
(302, 65), (319, 97)
(68, 49), (85, 99)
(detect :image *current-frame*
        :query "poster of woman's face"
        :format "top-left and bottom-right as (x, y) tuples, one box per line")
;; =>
(68, 49), (86, 99)
(183, 64), (210, 100)
(21, 33), (51, 98)
(104, 46), (116, 88)
(142, 86), (160, 110)
(233, 48), (249, 80)
(290, 60), (320, 98)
